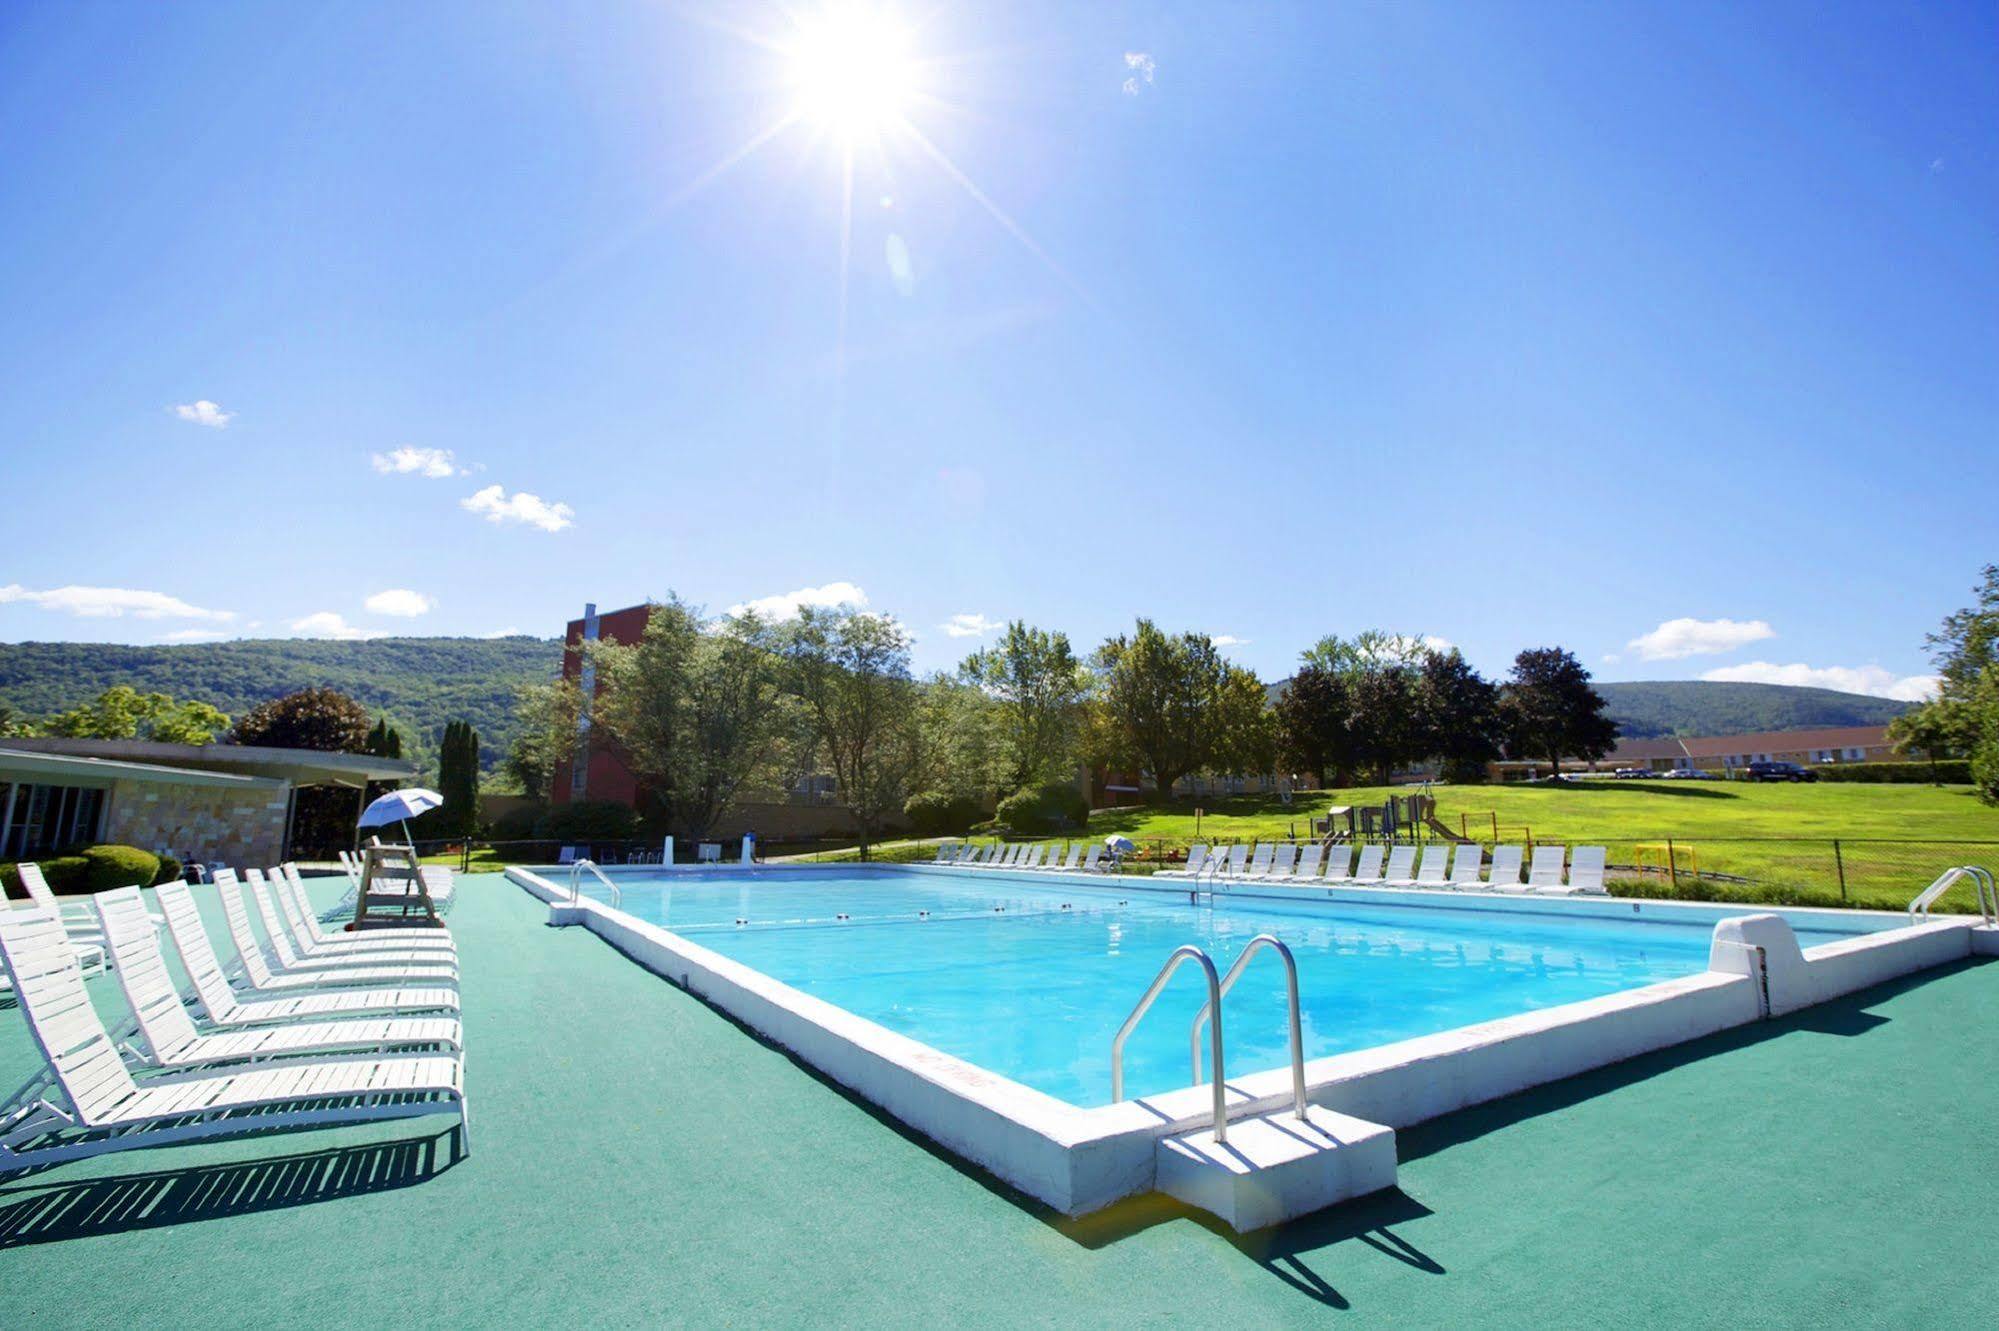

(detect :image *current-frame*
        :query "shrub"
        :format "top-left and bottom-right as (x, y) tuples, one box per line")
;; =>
(994, 782), (1090, 835)
(1808, 760), (1972, 784)
(903, 791), (983, 836)
(486, 802), (546, 842)
(152, 853), (184, 886)
(536, 799), (640, 842)
(0, 855), (90, 899)
(80, 844), (162, 892)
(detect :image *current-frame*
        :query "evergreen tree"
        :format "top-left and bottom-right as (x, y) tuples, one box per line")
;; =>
(437, 720), (481, 836)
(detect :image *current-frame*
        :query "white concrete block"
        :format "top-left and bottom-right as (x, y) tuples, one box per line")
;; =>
(1155, 1106), (1396, 1233)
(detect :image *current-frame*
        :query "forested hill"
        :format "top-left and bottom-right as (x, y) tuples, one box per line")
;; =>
(0, 637), (563, 769)
(1594, 680), (1912, 738)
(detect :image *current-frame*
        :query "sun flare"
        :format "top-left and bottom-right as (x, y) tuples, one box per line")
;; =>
(783, 3), (920, 144)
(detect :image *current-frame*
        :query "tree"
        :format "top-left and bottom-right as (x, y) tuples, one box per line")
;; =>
(959, 621), (1089, 796)
(1415, 649), (1502, 782)
(364, 718), (404, 759)
(782, 608), (922, 859)
(1924, 564), (1999, 699)
(233, 686), (373, 752)
(913, 672), (1005, 803)
(590, 597), (795, 841)
(1300, 630), (1429, 679)
(1349, 664), (1422, 785)
(437, 720), (481, 836)
(1209, 664), (1277, 777)
(507, 677), (583, 801)
(42, 685), (229, 745)
(1910, 565), (1999, 805)
(1092, 620), (1231, 802)
(1499, 648), (1618, 779)
(1275, 665), (1359, 786)
(1887, 700), (1971, 782)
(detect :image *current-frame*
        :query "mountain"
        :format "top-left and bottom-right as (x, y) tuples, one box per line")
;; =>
(0, 637), (564, 771)
(1592, 680), (1913, 738)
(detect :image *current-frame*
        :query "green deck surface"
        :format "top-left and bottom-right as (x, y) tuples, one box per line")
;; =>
(2, 874), (1994, 1328)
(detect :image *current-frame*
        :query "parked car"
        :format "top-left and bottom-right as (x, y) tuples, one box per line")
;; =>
(1745, 760), (1819, 783)
(1659, 767), (1718, 780)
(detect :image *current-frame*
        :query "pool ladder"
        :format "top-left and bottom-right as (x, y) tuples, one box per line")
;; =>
(568, 859), (622, 909)
(1907, 865), (1996, 925)
(1191, 853), (1227, 907)
(1109, 936), (1308, 1145)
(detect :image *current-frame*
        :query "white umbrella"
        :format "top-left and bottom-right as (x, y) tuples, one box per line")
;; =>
(357, 787), (444, 850)
(1103, 835), (1135, 852)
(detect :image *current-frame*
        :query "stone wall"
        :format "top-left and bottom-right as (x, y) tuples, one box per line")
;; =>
(103, 777), (290, 869)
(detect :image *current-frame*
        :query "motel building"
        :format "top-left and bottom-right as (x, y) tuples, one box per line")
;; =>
(1485, 724), (1900, 780)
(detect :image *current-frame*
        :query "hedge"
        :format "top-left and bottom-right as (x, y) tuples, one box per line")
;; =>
(904, 791), (984, 837)
(1808, 760), (1972, 784)
(994, 783), (1090, 835)
(0, 845), (161, 898)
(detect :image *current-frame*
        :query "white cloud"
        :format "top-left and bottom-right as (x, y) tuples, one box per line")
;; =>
(461, 484), (574, 532)
(172, 400), (234, 428)
(728, 581), (868, 621)
(160, 628), (232, 643)
(1122, 51), (1155, 95)
(371, 446), (463, 478)
(481, 627), (524, 638)
(942, 612), (1001, 639)
(363, 588), (435, 618)
(1700, 661), (1940, 702)
(290, 611), (385, 641)
(0, 583), (234, 622)
(1627, 617), (1776, 661)
(1211, 634), (1250, 648)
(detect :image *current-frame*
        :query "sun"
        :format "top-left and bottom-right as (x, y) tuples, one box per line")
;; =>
(783, 3), (920, 145)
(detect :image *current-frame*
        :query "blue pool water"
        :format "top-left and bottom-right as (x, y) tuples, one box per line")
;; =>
(572, 866), (1870, 1107)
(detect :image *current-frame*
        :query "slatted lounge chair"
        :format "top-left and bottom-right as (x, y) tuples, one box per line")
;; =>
(0, 904), (467, 1173)
(154, 879), (458, 1024)
(1291, 843), (1326, 883)
(8, 862), (108, 977)
(1321, 844), (1352, 883)
(219, 876), (455, 989)
(1078, 844), (1105, 873)
(278, 865), (453, 952)
(1342, 844), (1387, 886)
(1525, 845), (1566, 892)
(1242, 843), (1276, 879)
(1484, 845), (1526, 891)
(1020, 845), (1046, 870)
(1220, 844), (1251, 878)
(933, 845), (954, 864)
(1412, 845), (1451, 889)
(1556, 846), (1609, 895)
(1381, 845), (1420, 886)
(96, 887), (462, 1068)
(1448, 844), (1485, 889)
(1157, 844), (1209, 879)
(1253, 844), (1299, 881)
(1055, 843), (1082, 871)
(250, 872), (455, 969)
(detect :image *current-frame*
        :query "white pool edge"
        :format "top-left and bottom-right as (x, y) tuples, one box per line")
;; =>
(507, 865), (1998, 1216)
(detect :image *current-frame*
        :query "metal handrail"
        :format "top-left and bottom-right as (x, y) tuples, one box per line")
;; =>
(1111, 945), (1229, 1143)
(1189, 935), (1308, 1121)
(569, 859), (622, 908)
(1907, 865), (1997, 924)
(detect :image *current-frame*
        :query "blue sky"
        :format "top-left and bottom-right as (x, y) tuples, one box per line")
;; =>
(1, 2), (1992, 699)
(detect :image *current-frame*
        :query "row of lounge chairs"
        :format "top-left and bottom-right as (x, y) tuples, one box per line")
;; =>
(933, 841), (1110, 873)
(1158, 842), (1609, 896)
(0, 859), (467, 1173)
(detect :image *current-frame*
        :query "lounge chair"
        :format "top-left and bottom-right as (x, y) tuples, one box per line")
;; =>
(1321, 844), (1352, 883)
(1484, 845), (1526, 891)
(1157, 844), (1209, 879)
(278, 865), (453, 952)
(1555, 846), (1609, 896)
(154, 879), (458, 1024)
(1526, 845), (1566, 892)
(8, 862), (108, 976)
(96, 887), (462, 1068)
(1341, 844), (1387, 886)
(1292, 843), (1326, 883)
(0, 903), (467, 1173)
(249, 871), (455, 969)
(1020, 845), (1046, 870)
(1412, 845), (1451, 889)
(1241, 843), (1276, 879)
(1055, 843), (1082, 871)
(1381, 845), (1419, 886)
(1448, 844), (1485, 889)
(218, 874), (456, 989)
(1253, 844), (1299, 881)
(1078, 844), (1105, 873)
(933, 844), (955, 864)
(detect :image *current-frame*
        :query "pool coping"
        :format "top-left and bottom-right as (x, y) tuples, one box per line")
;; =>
(507, 864), (1996, 1216)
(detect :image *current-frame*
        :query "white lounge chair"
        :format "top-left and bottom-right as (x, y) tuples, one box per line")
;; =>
(1321, 844), (1352, 883)
(1055, 843), (1082, 871)
(1078, 844), (1105, 873)
(0, 903), (467, 1173)
(1381, 845), (1419, 886)
(1446, 844), (1484, 889)
(96, 887), (463, 1068)
(1557, 846), (1608, 896)
(1020, 845), (1046, 870)
(278, 865), (453, 952)
(154, 879), (458, 1024)
(1412, 845), (1451, 889)
(1292, 843), (1326, 883)
(9, 862), (108, 976)
(1526, 845), (1566, 892)
(1485, 845), (1526, 891)
(1157, 844), (1209, 879)
(250, 871), (455, 969)
(218, 875), (456, 990)
(1253, 844), (1299, 881)
(1342, 844), (1387, 886)
(1241, 843), (1276, 879)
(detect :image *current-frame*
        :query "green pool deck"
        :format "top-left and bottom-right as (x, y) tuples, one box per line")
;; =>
(3, 874), (1996, 1328)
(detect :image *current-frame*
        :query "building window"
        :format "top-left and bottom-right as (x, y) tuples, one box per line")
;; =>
(0, 782), (107, 859)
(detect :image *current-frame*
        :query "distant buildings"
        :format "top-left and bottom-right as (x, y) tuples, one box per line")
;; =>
(1486, 724), (1898, 780)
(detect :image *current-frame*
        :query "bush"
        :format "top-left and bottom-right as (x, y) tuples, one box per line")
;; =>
(152, 853), (184, 886)
(994, 783), (1090, 835)
(0, 855), (90, 899)
(80, 844), (161, 892)
(486, 802), (546, 842)
(1808, 760), (1973, 784)
(903, 791), (984, 837)
(535, 799), (640, 842)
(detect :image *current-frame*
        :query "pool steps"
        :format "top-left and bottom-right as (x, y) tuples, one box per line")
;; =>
(1156, 1105), (1396, 1233)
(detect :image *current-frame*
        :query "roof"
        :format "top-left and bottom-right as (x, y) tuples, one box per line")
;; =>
(0, 746), (285, 790)
(0, 737), (416, 787)
(1678, 725), (1892, 758)
(1605, 737), (1692, 764)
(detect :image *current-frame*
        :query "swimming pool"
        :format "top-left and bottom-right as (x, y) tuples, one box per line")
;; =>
(568, 865), (1872, 1106)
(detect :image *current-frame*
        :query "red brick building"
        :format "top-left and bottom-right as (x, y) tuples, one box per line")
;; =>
(551, 601), (652, 810)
